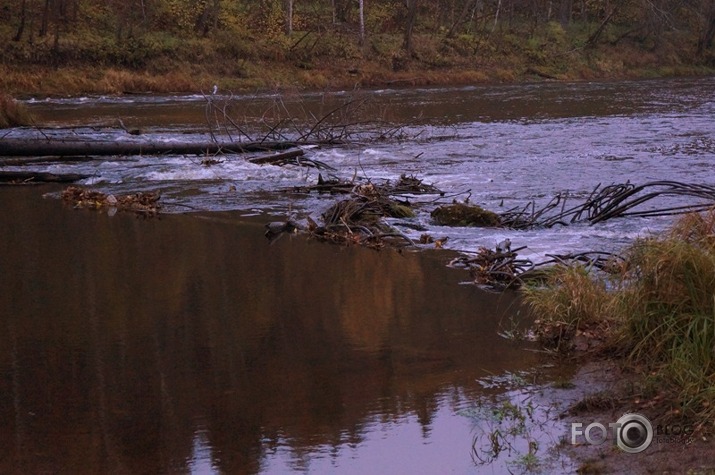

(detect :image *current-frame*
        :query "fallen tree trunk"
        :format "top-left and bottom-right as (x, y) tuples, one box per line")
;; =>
(248, 149), (305, 165)
(246, 149), (335, 170)
(0, 155), (97, 166)
(0, 171), (89, 183)
(0, 139), (302, 157)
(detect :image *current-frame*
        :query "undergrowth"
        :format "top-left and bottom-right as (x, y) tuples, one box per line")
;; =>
(525, 208), (715, 424)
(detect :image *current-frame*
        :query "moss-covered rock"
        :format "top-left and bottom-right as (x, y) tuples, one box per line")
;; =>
(431, 203), (501, 227)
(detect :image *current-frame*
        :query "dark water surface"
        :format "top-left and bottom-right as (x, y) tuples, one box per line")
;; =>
(0, 187), (542, 474)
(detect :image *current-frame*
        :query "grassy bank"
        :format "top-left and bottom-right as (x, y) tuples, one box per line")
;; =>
(1, 1), (714, 97)
(525, 209), (715, 428)
(2, 36), (712, 97)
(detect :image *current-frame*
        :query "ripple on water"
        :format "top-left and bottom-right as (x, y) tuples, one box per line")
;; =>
(11, 77), (715, 263)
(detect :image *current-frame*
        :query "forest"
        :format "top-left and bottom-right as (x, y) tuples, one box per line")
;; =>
(1, 1), (714, 93)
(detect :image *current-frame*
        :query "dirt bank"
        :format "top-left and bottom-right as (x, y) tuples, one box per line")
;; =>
(542, 359), (715, 473)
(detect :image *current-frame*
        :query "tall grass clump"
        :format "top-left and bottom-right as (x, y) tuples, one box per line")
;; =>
(617, 210), (715, 419)
(526, 209), (715, 422)
(524, 265), (614, 352)
(0, 93), (32, 128)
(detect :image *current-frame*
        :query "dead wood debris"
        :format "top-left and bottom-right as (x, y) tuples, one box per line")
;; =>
(248, 149), (336, 170)
(429, 181), (715, 232)
(304, 183), (417, 249)
(286, 173), (445, 196)
(450, 242), (623, 291)
(0, 171), (89, 185)
(500, 181), (715, 229)
(61, 186), (161, 216)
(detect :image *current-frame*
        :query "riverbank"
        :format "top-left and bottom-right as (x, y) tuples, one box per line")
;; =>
(539, 359), (715, 474)
(3, 58), (714, 99)
(4, 60), (713, 99)
(2, 28), (714, 98)
(521, 206), (715, 473)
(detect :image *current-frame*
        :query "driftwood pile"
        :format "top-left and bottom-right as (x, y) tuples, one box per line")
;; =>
(306, 183), (418, 249)
(61, 186), (161, 216)
(449, 244), (624, 291)
(500, 181), (715, 229)
(266, 175), (447, 248)
(287, 173), (444, 196)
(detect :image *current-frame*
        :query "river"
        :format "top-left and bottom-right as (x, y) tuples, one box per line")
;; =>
(10, 76), (715, 261)
(1, 77), (714, 473)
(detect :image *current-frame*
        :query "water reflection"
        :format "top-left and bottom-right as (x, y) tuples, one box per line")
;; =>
(0, 187), (538, 473)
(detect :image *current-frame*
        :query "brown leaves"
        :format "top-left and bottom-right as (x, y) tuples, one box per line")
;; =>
(61, 186), (161, 216)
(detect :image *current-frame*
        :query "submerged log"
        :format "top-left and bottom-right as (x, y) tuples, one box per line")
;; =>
(0, 139), (300, 157)
(0, 171), (89, 183)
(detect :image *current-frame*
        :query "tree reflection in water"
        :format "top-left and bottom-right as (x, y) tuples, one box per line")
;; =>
(0, 187), (538, 474)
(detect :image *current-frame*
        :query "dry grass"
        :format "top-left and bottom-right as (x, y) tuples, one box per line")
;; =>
(527, 208), (715, 423)
(524, 265), (615, 351)
(96, 68), (198, 93)
(0, 93), (32, 128)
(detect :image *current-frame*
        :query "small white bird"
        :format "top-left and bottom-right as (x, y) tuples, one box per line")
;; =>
(212, 84), (218, 95)
(496, 238), (511, 254)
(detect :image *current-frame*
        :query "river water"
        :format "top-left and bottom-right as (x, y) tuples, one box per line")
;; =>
(10, 76), (715, 262)
(1, 187), (553, 474)
(1, 77), (714, 473)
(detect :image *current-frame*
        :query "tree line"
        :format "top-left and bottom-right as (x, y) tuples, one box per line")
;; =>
(2, 0), (714, 63)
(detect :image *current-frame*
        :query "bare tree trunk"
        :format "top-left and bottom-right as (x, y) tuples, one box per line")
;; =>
(13, 0), (27, 41)
(358, 0), (365, 45)
(40, 0), (50, 37)
(403, 0), (418, 54)
(469, 0), (481, 32)
(139, 0), (146, 23)
(559, 0), (572, 27)
(493, 0), (501, 31)
(585, 5), (618, 47)
(447, 0), (476, 38)
(285, 0), (294, 36)
(212, 0), (221, 31)
(0, 138), (302, 157)
(697, 1), (715, 55)
(52, 0), (62, 59)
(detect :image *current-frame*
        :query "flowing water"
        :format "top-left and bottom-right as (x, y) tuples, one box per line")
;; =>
(1, 77), (714, 473)
(10, 76), (715, 261)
